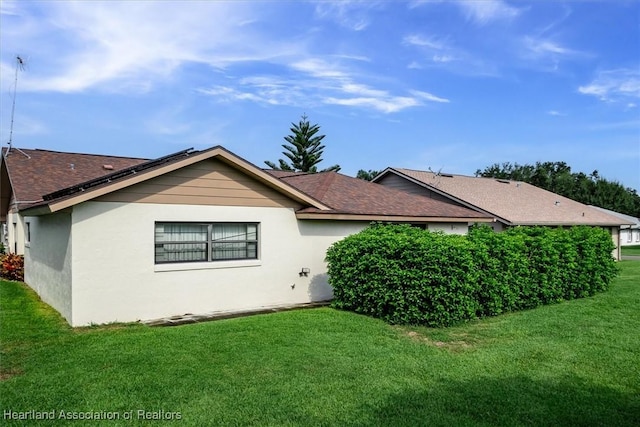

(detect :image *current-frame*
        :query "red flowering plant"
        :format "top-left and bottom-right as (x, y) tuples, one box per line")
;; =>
(0, 253), (24, 281)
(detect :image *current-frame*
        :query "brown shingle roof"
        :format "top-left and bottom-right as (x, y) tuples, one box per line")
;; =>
(277, 171), (491, 220)
(2, 146), (491, 223)
(13, 146), (330, 215)
(386, 168), (626, 226)
(2, 148), (147, 209)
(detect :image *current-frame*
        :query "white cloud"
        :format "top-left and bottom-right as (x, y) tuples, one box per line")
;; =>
(0, 0), (20, 16)
(519, 36), (589, 72)
(314, 1), (382, 31)
(4, 3), (449, 114)
(432, 55), (455, 63)
(523, 36), (583, 58)
(289, 58), (449, 112)
(579, 69), (640, 103)
(2, 2), (295, 93)
(547, 110), (566, 117)
(291, 59), (349, 80)
(323, 96), (419, 113)
(411, 90), (450, 103)
(199, 57), (449, 114)
(199, 86), (280, 105)
(403, 34), (447, 50)
(455, 0), (521, 25)
(403, 33), (464, 67)
(341, 83), (387, 97)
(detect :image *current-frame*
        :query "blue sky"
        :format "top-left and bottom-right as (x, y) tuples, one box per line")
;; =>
(1, 1), (639, 190)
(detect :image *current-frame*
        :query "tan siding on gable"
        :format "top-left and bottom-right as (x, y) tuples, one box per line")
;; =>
(95, 159), (304, 209)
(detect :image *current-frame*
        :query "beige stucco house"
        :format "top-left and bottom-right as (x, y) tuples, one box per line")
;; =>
(2, 146), (491, 326)
(373, 168), (629, 260)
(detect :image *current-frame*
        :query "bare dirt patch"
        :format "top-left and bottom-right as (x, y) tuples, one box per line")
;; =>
(401, 329), (473, 352)
(0, 368), (23, 381)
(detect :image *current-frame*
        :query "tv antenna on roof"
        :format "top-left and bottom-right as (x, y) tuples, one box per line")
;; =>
(428, 166), (443, 187)
(5, 55), (30, 159)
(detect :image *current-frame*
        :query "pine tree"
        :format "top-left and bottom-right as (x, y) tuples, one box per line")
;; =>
(265, 114), (340, 173)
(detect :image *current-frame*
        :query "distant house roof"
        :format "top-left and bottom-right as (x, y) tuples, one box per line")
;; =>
(590, 206), (640, 228)
(1, 147), (148, 215)
(373, 168), (628, 227)
(272, 170), (492, 222)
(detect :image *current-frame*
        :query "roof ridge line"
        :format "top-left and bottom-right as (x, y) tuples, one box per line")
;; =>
(313, 172), (339, 203)
(2, 147), (149, 160)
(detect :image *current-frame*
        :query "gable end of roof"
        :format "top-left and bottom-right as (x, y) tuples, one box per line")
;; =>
(20, 146), (331, 215)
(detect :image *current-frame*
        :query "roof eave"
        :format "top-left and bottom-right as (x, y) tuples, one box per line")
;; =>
(19, 204), (52, 216)
(510, 221), (627, 227)
(296, 212), (494, 222)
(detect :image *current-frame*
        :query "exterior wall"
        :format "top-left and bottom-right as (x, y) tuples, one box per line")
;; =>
(23, 211), (73, 323)
(296, 220), (370, 301)
(6, 211), (26, 254)
(427, 222), (470, 235)
(620, 227), (640, 246)
(489, 221), (505, 232)
(68, 201), (370, 326)
(1, 221), (7, 251)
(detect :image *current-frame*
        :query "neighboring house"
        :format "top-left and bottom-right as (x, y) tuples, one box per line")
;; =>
(590, 206), (640, 246)
(1, 147), (147, 254)
(6, 145), (492, 326)
(373, 168), (629, 260)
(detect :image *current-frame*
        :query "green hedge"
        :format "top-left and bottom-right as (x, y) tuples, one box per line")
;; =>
(326, 224), (618, 327)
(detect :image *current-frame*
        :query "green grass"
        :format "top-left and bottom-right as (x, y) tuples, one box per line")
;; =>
(1, 263), (639, 426)
(622, 245), (640, 256)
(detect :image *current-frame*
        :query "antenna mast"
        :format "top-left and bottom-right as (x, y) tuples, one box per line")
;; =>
(6, 56), (30, 158)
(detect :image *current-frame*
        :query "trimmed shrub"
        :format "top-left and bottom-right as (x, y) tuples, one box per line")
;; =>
(0, 253), (24, 281)
(326, 224), (479, 326)
(326, 224), (618, 327)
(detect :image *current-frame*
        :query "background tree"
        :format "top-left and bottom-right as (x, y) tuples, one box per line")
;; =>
(265, 114), (340, 173)
(356, 169), (381, 181)
(476, 161), (640, 217)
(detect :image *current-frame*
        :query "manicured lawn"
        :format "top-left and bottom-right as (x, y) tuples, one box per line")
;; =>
(1, 263), (639, 426)
(622, 245), (640, 256)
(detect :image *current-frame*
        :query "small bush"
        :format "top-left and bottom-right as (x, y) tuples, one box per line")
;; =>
(1, 253), (24, 281)
(326, 224), (618, 327)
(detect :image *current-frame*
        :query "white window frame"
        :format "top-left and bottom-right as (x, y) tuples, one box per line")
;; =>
(154, 222), (259, 264)
(25, 221), (31, 247)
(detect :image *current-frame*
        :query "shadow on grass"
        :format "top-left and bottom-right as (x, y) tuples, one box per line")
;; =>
(354, 375), (640, 427)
